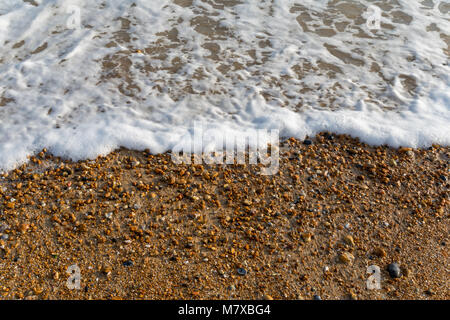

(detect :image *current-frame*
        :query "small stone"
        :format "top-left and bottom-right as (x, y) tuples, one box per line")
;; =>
(132, 161), (140, 167)
(403, 268), (410, 277)
(373, 247), (386, 258)
(19, 223), (29, 233)
(33, 287), (43, 295)
(303, 139), (313, 146)
(343, 235), (355, 246)
(237, 268), (247, 276)
(301, 232), (312, 242)
(424, 289), (435, 296)
(387, 263), (402, 278)
(101, 266), (112, 275)
(338, 252), (354, 264)
(0, 224), (8, 233)
(123, 260), (133, 267)
(406, 150), (414, 158)
(263, 294), (273, 300)
(313, 295), (322, 300)
(348, 290), (357, 300)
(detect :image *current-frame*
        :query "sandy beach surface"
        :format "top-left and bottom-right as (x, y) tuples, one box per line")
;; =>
(0, 133), (448, 300)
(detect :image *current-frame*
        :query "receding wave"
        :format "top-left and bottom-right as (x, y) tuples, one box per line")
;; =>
(0, 0), (449, 171)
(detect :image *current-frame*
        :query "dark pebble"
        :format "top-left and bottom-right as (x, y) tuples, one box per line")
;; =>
(303, 139), (313, 146)
(387, 263), (402, 278)
(237, 268), (247, 276)
(123, 260), (133, 267)
(313, 295), (322, 300)
(424, 289), (435, 296)
(439, 175), (447, 182)
(61, 168), (73, 176)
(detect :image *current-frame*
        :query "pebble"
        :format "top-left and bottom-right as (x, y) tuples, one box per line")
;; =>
(406, 150), (414, 157)
(301, 232), (312, 242)
(373, 247), (386, 258)
(387, 263), (402, 278)
(101, 266), (112, 274)
(123, 260), (134, 267)
(338, 252), (354, 264)
(0, 224), (8, 233)
(424, 289), (435, 296)
(343, 235), (355, 246)
(348, 290), (357, 300)
(19, 223), (29, 233)
(303, 139), (313, 146)
(237, 268), (247, 276)
(313, 295), (322, 300)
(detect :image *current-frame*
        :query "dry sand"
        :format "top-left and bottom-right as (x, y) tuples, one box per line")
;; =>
(0, 133), (448, 300)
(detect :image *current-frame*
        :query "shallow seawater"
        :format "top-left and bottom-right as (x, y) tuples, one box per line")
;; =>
(0, 0), (449, 170)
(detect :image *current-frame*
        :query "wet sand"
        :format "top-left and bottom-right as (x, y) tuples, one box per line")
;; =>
(0, 133), (448, 300)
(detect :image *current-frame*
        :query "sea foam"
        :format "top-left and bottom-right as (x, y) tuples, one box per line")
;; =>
(0, 0), (448, 171)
